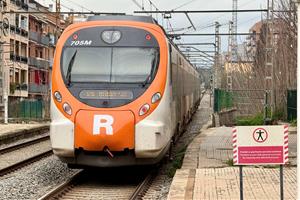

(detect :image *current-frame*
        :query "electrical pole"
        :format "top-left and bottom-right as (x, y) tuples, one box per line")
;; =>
(227, 21), (233, 91)
(264, 0), (274, 123)
(55, 0), (61, 42)
(232, 0), (238, 61)
(214, 22), (221, 89)
(0, 1), (7, 124)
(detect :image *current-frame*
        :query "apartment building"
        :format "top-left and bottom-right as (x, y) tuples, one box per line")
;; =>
(28, 0), (53, 101)
(27, 0), (66, 118)
(1, 0), (29, 105)
(0, 0), (66, 120)
(246, 21), (262, 60)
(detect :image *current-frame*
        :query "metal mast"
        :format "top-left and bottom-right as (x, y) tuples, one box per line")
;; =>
(214, 22), (221, 89)
(0, 1), (7, 123)
(227, 21), (233, 91)
(232, 0), (238, 61)
(264, 0), (275, 122)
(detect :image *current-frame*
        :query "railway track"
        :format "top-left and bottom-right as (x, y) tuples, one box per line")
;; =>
(38, 168), (157, 200)
(0, 135), (50, 154)
(0, 135), (53, 176)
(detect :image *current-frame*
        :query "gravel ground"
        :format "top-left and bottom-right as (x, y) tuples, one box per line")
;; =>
(0, 140), (51, 169)
(0, 155), (77, 200)
(142, 93), (212, 200)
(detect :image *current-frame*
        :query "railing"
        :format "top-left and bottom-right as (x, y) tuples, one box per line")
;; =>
(29, 31), (50, 46)
(10, 83), (28, 94)
(28, 83), (49, 94)
(10, 54), (28, 64)
(10, 25), (28, 37)
(8, 99), (47, 120)
(12, 0), (29, 10)
(214, 89), (265, 117)
(28, 57), (49, 69)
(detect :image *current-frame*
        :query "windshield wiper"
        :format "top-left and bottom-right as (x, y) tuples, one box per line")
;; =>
(141, 74), (152, 87)
(141, 51), (159, 88)
(65, 50), (77, 86)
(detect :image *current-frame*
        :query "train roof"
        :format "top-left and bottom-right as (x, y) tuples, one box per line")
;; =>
(87, 15), (157, 24)
(83, 15), (199, 73)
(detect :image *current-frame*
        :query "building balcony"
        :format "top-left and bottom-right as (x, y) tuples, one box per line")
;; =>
(48, 34), (56, 46)
(12, 0), (29, 10)
(10, 54), (28, 64)
(28, 57), (49, 70)
(10, 25), (28, 37)
(49, 58), (54, 69)
(28, 83), (49, 94)
(29, 31), (49, 46)
(10, 83), (28, 97)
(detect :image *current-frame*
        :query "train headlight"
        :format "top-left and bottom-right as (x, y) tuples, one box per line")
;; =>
(151, 92), (161, 104)
(54, 91), (62, 102)
(101, 30), (121, 44)
(62, 102), (72, 115)
(139, 104), (150, 116)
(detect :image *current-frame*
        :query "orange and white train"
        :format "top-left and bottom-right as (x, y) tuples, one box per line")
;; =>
(50, 15), (201, 167)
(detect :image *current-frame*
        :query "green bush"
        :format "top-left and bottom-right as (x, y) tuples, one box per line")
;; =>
(272, 109), (284, 121)
(167, 146), (187, 178)
(235, 113), (264, 126)
(290, 119), (297, 127)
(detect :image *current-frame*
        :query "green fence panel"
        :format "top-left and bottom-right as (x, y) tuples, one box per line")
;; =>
(214, 89), (233, 112)
(8, 99), (44, 120)
(287, 90), (297, 121)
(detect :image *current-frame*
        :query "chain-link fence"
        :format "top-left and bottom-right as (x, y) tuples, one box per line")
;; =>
(214, 89), (265, 117)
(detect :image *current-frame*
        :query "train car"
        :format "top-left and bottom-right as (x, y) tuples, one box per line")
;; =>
(50, 15), (201, 167)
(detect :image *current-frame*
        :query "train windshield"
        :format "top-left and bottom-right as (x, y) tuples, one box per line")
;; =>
(62, 47), (159, 84)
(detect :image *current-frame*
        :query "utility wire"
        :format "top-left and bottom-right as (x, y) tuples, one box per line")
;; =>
(63, 0), (93, 12)
(172, 0), (198, 11)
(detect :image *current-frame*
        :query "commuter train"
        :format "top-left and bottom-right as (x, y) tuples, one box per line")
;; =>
(50, 15), (201, 167)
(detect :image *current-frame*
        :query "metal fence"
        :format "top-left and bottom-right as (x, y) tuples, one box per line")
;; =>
(287, 90), (297, 121)
(8, 99), (48, 120)
(214, 89), (233, 112)
(214, 89), (265, 117)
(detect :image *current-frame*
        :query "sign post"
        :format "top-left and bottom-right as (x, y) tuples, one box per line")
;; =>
(232, 125), (288, 200)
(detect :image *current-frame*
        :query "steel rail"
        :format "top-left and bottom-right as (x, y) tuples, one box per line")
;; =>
(0, 150), (53, 176)
(0, 135), (50, 155)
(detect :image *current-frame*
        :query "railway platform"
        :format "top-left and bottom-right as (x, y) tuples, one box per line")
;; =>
(0, 123), (49, 145)
(167, 126), (297, 200)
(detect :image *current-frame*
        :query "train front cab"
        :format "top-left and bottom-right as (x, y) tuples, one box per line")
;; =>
(50, 16), (175, 167)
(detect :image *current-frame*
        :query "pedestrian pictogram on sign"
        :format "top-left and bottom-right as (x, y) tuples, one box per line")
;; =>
(253, 128), (268, 143)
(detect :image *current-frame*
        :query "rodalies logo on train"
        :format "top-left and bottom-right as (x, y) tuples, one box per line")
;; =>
(93, 115), (114, 135)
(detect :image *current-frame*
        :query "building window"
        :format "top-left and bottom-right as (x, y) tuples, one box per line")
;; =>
(21, 16), (27, 29)
(15, 70), (20, 84)
(15, 14), (20, 27)
(21, 70), (27, 84)
(15, 41), (20, 56)
(10, 39), (14, 54)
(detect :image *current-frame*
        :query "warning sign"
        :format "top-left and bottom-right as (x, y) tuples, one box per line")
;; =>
(233, 125), (288, 165)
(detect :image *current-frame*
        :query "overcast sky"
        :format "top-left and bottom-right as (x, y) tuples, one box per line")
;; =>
(37, 0), (267, 52)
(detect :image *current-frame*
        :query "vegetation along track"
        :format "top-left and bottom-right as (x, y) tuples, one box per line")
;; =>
(39, 168), (157, 200)
(0, 135), (53, 176)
